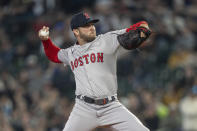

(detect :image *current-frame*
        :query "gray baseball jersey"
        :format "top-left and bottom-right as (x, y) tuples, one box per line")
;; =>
(54, 29), (149, 131)
(58, 29), (127, 98)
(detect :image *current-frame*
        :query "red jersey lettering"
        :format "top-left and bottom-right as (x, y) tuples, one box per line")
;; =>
(83, 54), (89, 64)
(74, 59), (78, 68)
(71, 61), (74, 70)
(97, 52), (104, 62)
(78, 57), (83, 66)
(70, 52), (104, 70)
(90, 53), (96, 63)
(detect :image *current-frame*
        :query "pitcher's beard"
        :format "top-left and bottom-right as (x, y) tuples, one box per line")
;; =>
(79, 32), (96, 43)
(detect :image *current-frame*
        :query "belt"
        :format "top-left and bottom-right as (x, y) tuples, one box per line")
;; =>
(76, 95), (116, 105)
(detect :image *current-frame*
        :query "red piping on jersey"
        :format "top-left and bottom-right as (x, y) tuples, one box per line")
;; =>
(42, 38), (62, 63)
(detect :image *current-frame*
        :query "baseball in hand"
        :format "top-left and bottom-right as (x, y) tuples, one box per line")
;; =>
(39, 30), (49, 37)
(38, 26), (49, 40)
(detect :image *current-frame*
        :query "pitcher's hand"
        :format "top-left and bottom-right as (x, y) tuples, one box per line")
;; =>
(38, 26), (49, 40)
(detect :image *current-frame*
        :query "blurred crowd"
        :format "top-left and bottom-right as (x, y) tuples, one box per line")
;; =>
(0, 0), (197, 131)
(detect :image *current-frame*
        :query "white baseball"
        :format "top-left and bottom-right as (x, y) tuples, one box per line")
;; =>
(39, 30), (49, 37)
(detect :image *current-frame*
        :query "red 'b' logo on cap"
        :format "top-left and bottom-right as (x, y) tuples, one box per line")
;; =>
(84, 13), (90, 19)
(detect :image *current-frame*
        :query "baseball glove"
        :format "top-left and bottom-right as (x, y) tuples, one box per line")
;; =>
(117, 26), (151, 50)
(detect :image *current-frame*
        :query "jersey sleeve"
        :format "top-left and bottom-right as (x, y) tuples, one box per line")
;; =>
(57, 49), (70, 65)
(102, 29), (129, 55)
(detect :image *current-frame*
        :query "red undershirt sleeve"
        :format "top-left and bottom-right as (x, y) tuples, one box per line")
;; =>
(41, 38), (62, 63)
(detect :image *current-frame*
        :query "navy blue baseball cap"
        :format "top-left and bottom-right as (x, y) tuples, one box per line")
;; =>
(70, 12), (99, 30)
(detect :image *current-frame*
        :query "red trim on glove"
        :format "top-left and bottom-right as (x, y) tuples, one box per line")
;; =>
(42, 39), (62, 63)
(126, 21), (148, 32)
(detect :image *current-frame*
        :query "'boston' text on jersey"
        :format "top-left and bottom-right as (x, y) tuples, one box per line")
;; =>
(70, 52), (104, 70)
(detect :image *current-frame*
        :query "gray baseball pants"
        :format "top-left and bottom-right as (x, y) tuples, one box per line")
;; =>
(63, 98), (149, 131)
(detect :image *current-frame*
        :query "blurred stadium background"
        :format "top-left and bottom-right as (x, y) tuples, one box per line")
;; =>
(0, 0), (197, 131)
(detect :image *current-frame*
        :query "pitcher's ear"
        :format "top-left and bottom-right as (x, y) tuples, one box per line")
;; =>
(73, 29), (79, 36)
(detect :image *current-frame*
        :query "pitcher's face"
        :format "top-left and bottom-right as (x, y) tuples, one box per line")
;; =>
(78, 23), (96, 42)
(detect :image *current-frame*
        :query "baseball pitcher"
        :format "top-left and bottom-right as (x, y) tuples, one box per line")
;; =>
(38, 12), (151, 131)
